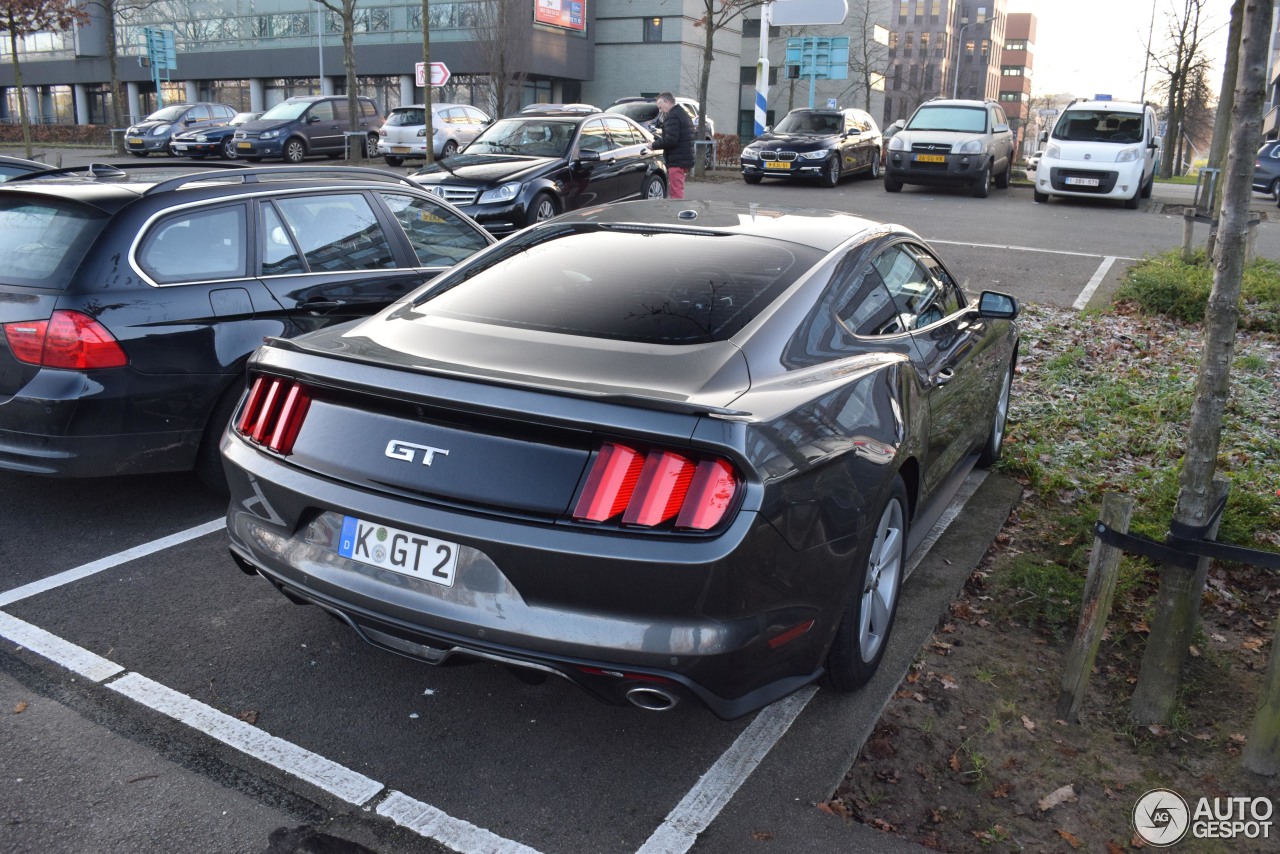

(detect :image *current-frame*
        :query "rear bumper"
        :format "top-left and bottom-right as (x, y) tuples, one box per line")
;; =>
(222, 436), (849, 719)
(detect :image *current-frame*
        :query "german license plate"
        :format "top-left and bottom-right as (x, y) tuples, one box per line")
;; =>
(338, 516), (459, 587)
(128, 137), (143, 145)
(914, 154), (945, 163)
(1066, 176), (1101, 187)
(391, 146), (411, 154)
(764, 160), (789, 169)
(237, 141), (253, 150)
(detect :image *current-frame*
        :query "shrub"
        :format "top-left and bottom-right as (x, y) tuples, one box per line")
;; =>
(1116, 249), (1280, 332)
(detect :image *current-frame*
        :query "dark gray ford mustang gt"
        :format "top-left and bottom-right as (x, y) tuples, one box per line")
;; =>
(222, 199), (1019, 719)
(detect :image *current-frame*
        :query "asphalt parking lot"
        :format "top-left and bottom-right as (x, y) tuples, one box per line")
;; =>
(3, 154), (1277, 854)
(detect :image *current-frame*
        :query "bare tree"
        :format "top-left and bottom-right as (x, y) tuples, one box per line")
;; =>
(0, 0), (89, 157)
(1150, 0), (1214, 177)
(691, 0), (764, 177)
(310, 0), (362, 137)
(471, 0), (529, 118)
(843, 0), (888, 111)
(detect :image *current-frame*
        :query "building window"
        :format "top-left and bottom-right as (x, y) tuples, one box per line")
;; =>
(965, 39), (975, 56)
(980, 39), (990, 58)
(740, 66), (778, 85)
(904, 32), (913, 50)
(931, 0), (941, 18)
(1001, 67), (1023, 76)
(742, 18), (780, 38)
(899, 1), (909, 21)
(740, 109), (775, 137)
(1004, 38), (1028, 50)
(920, 32), (929, 53)
(644, 17), (662, 42)
(889, 31), (899, 50)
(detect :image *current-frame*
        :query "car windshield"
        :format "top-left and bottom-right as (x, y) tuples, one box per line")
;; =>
(145, 105), (187, 122)
(386, 108), (426, 127)
(775, 112), (842, 134)
(466, 118), (573, 157)
(260, 100), (310, 121)
(1054, 110), (1144, 143)
(0, 197), (106, 289)
(906, 106), (987, 133)
(414, 227), (820, 345)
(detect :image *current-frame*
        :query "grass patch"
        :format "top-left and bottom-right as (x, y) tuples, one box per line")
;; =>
(1115, 249), (1280, 331)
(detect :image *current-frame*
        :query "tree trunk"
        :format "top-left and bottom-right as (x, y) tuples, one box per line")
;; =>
(9, 20), (33, 160)
(694, 14), (715, 180)
(1242, 614), (1280, 775)
(1130, 0), (1269, 726)
(1206, 0), (1244, 213)
(343, 2), (358, 138)
(106, 0), (125, 152)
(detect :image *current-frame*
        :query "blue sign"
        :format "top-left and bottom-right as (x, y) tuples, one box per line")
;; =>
(1094, 94), (1112, 101)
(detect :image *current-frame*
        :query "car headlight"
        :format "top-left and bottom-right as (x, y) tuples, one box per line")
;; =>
(1116, 147), (1140, 163)
(261, 130), (280, 140)
(888, 136), (907, 151)
(957, 139), (983, 154)
(152, 124), (171, 136)
(740, 146), (759, 160)
(126, 127), (139, 135)
(1046, 143), (1061, 159)
(195, 134), (208, 142)
(478, 182), (522, 204)
(799, 150), (829, 160)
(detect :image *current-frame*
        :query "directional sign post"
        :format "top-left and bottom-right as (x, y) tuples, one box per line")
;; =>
(415, 62), (451, 88)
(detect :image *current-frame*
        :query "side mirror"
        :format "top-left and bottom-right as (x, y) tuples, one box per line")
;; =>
(577, 149), (601, 162)
(978, 290), (1020, 319)
(1152, 136), (1163, 149)
(307, 115), (320, 123)
(1038, 130), (1048, 144)
(993, 123), (1010, 134)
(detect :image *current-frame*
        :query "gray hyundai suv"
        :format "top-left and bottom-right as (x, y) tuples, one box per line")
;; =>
(883, 98), (1014, 198)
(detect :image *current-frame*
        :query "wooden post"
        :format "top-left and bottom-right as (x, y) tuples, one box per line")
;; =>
(1183, 208), (1197, 262)
(1241, 614), (1280, 776)
(1057, 493), (1134, 724)
(1132, 477), (1231, 724)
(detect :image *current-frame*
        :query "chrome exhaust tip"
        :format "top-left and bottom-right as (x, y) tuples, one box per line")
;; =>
(626, 685), (679, 712)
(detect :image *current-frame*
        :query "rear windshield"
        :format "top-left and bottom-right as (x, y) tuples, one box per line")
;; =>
(416, 227), (820, 344)
(1054, 110), (1145, 143)
(387, 108), (426, 126)
(0, 197), (106, 289)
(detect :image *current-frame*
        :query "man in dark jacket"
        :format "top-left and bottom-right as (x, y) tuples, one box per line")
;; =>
(652, 92), (695, 199)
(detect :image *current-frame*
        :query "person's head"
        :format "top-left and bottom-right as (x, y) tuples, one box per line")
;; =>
(656, 92), (675, 113)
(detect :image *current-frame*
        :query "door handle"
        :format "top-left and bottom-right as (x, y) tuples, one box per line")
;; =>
(302, 299), (345, 313)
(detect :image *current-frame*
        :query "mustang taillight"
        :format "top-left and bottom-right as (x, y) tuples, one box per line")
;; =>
(235, 376), (311, 455)
(573, 441), (741, 531)
(3, 310), (128, 370)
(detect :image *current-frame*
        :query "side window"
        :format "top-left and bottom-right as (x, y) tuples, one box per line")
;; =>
(270, 193), (396, 272)
(378, 192), (489, 268)
(871, 244), (954, 331)
(361, 100), (378, 118)
(186, 105), (211, 123)
(578, 119), (613, 153)
(217, 105), (236, 119)
(138, 205), (247, 284)
(465, 107), (489, 124)
(603, 117), (641, 147)
(332, 100), (349, 122)
(836, 263), (902, 337)
(260, 203), (304, 276)
(310, 101), (335, 122)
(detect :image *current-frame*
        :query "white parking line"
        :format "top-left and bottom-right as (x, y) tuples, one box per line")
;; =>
(377, 791), (545, 854)
(1073, 255), (1118, 310)
(0, 611), (124, 682)
(0, 518), (226, 607)
(929, 238), (1138, 262)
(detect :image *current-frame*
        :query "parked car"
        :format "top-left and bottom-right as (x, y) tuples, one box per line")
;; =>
(1251, 139), (1280, 198)
(407, 111), (666, 235)
(1033, 99), (1160, 209)
(884, 98), (1015, 198)
(169, 111), (264, 159)
(221, 198), (1021, 719)
(124, 103), (239, 156)
(606, 96), (716, 167)
(518, 103), (600, 115)
(0, 164), (493, 490)
(233, 96), (384, 163)
(1027, 149), (1043, 173)
(0, 154), (49, 182)
(739, 107), (882, 187)
(377, 103), (491, 166)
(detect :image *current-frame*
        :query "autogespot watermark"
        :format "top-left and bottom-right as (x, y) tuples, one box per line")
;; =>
(1133, 788), (1275, 846)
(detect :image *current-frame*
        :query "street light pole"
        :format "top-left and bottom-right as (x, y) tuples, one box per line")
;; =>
(952, 20), (981, 99)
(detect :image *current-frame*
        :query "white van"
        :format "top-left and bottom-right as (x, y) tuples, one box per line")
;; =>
(1034, 99), (1161, 209)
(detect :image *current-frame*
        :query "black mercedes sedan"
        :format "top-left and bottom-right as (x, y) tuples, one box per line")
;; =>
(739, 107), (883, 187)
(407, 110), (667, 235)
(221, 200), (1020, 719)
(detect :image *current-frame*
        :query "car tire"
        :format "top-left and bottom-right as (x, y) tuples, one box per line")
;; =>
(867, 158), (881, 180)
(743, 173), (763, 185)
(976, 360), (1014, 468)
(642, 174), (666, 199)
(525, 192), (560, 227)
(384, 155), (404, 167)
(1124, 187), (1141, 210)
(442, 140), (459, 158)
(1140, 172), (1154, 199)
(825, 476), (908, 692)
(221, 138), (238, 159)
(884, 177), (902, 193)
(367, 131), (380, 154)
(194, 382), (244, 497)
(994, 158), (1011, 189)
(283, 138), (307, 164)
(972, 164), (991, 198)
(822, 156), (841, 188)
(702, 140), (715, 170)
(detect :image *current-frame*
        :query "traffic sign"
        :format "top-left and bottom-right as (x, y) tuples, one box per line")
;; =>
(415, 62), (451, 88)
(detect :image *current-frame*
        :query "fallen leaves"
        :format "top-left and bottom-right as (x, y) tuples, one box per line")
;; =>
(1021, 715), (1036, 733)
(749, 830), (774, 841)
(14, 701), (28, 714)
(1057, 828), (1084, 849)
(237, 709), (259, 724)
(1037, 784), (1077, 812)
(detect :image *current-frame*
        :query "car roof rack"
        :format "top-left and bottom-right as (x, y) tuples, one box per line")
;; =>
(143, 164), (415, 195)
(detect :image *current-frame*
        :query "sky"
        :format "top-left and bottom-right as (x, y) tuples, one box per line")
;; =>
(1010, 0), (1232, 102)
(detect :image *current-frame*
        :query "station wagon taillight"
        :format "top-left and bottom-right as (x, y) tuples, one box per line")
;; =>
(235, 376), (311, 455)
(573, 441), (741, 531)
(2, 310), (127, 370)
